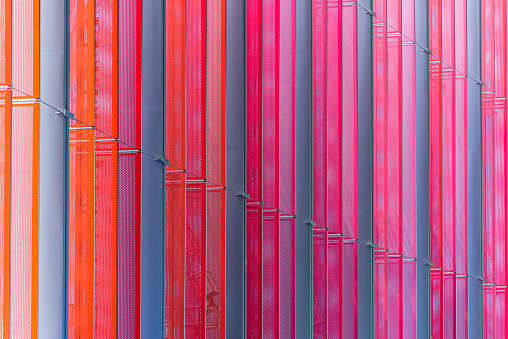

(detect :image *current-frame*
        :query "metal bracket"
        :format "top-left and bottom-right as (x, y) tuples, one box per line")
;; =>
(305, 220), (317, 227)
(367, 242), (378, 249)
(365, 9), (376, 17)
(154, 157), (170, 166)
(236, 192), (251, 200)
(475, 80), (485, 86)
(421, 47), (432, 55)
(425, 261), (435, 267)
(56, 109), (75, 120)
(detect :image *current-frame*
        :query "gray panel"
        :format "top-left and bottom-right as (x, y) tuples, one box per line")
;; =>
(295, 0), (313, 336)
(39, 0), (65, 337)
(225, 0), (246, 336)
(141, 0), (164, 158)
(466, 0), (482, 337)
(415, 1), (430, 337)
(357, 6), (373, 339)
(140, 154), (165, 338)
(141, 0), (165, 336)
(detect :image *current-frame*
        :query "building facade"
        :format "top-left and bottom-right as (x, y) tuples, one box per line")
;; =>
(0, 0), (500, 338)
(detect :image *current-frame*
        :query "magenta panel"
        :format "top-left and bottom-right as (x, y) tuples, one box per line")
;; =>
(262, 210), (279, 338)
(374, 251), (388, 339)
(388, 257), (402, 338)
(403, 261), (417, 338)
(247, 204), (262, 338)
(443, 273), (456, 338)
(313, 230), (327, 338)
(328, 236), (342, 339)
(279, 219), (295, 339)
(484, 284), (495, 338)
(431, 270), (443, 339)
(342, 242), (357, 338)
(341, 1), (357, 239)
(456, 276), (468, 339)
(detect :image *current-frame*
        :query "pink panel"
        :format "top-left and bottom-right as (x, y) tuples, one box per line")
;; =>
(454, 0), (467, 74)
(312, 0), (327, 229)
(388, 257), (402, 338)
(495, 287), (507, 338)
(326, 0), (341, 234)
(456, 276), (468, 339)
(483, 92), (495, 283)
(431, 270), (443, 339)
(403, 261), (417, 338)
(494, 99), (506, 286)
(402, 41), (416, 258)
(484, 284), (495, 339)
(455, 76), (467, 275)
(442, 69), (455, 272)
(328, 236), (342, 339)
(342, 242), (357, 338)
(441, 0), (454, 68)
(313, 230), (327, 338)
(373, 18), (387, 249)
(341, 1), (357, 239)
(387, 28), (402, 254)
(443, 273), (456, 338)
(401, 0), (414, 40)
(279, 219), (295, 339)
(262, 210), (279, 338)
(247, 204), (262, 338)
(374, 251), (388, 339)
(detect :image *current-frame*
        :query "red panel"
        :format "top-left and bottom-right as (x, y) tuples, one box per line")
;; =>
(185, 181), (206, 338)
(10, 104), (38, 339)
(68, 128), (94, 338)
(164, 172), (185, 337)
(206, 190), (225, 338)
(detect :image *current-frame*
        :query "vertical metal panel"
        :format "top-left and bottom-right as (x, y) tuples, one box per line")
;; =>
(39, 0), (65, 337)
(357, 3), (373, 339)
(415, 0), (430, 337)
(295, 0), (312, 336)
(467, 0), (482, 337)
(140, 0), (165, 336)
(225, 0), (246, 336)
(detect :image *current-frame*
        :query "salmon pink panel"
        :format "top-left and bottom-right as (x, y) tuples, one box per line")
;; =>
(12, 0), (37, 99)
(0, 0), (11, 85)
(247, 204), (262, 338)
(11, 104), (37, 339)
(118, 153), (141, 339)
(313, 230), (327, 338)
(341, 1), (357, 239)
(326, 0), (341, 234)
(185, 182), (206, 337)
(0, 90), (10, 339)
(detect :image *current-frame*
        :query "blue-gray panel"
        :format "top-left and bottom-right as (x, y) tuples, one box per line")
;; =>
(295, 0), (312, 336)
(225, 0), (246, 337)
(357, 6), (373, 339)
(140, 154), (165, 338)
(415, 1), (430, 337)
(39, 0), (65, 337)
(140, 0), (165, 336)
(466, 0), (482, 337)
(141, 0), (164, 158)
